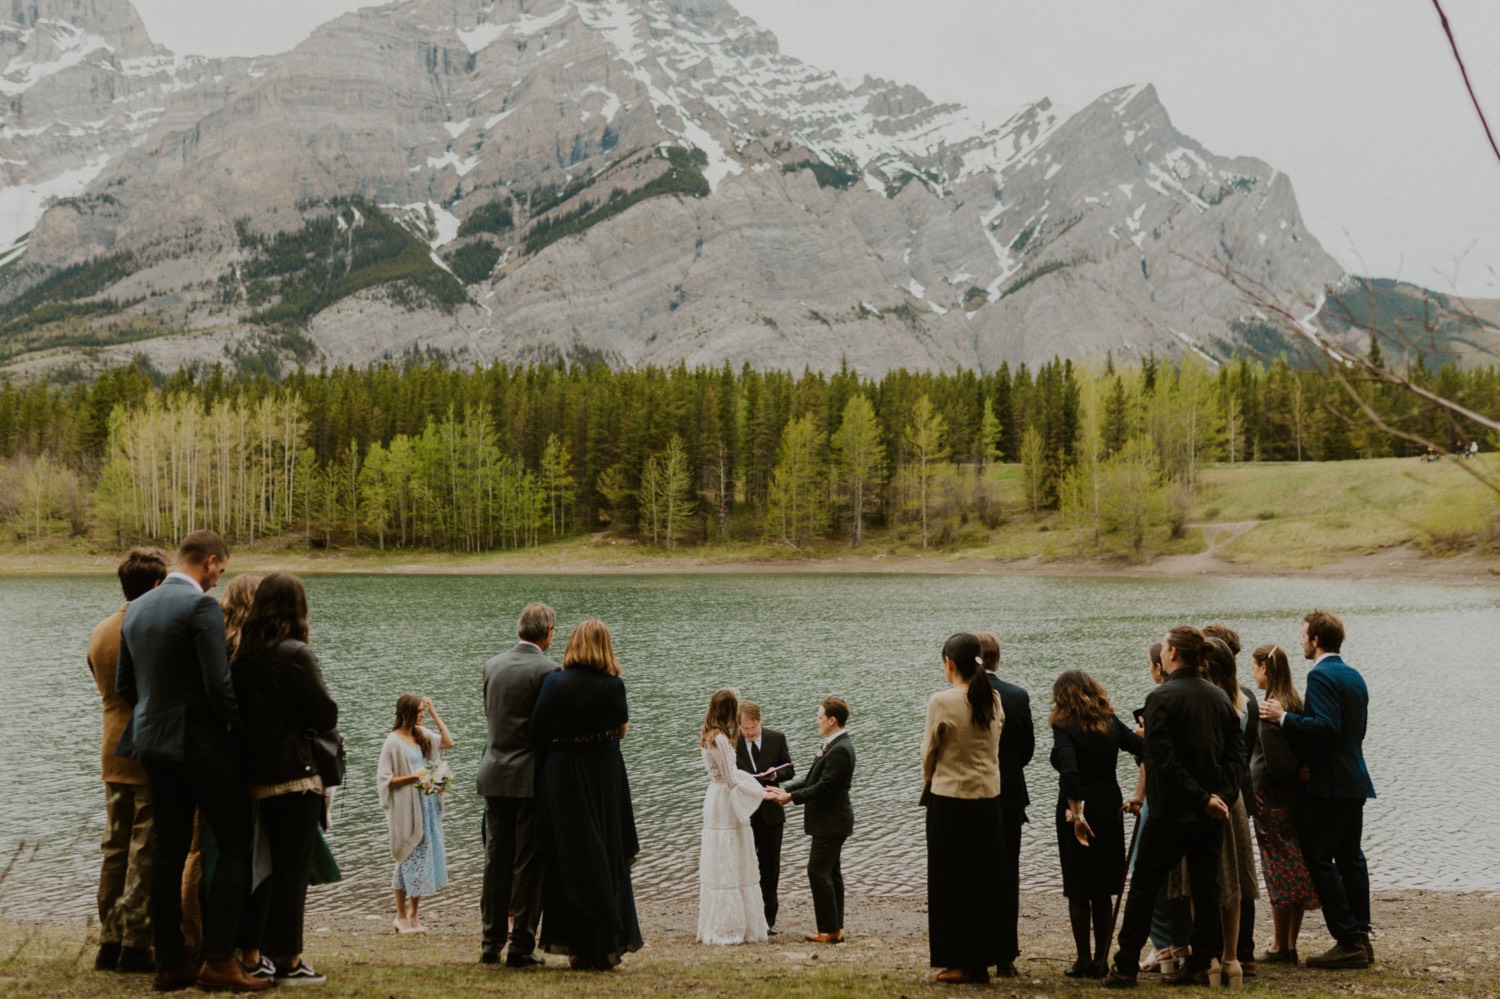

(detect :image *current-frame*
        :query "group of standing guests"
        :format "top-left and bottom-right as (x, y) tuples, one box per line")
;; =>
(476, 604), (642, 970)
(85, 532), (1373, 991)
(1073, 614), (1376, 990)
(88, 531), (339, 991)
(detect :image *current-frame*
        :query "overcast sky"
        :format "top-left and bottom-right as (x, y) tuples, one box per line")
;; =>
(129, 0), (1500, 298)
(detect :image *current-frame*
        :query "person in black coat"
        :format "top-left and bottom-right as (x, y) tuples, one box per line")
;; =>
(1104, 626), (1246, 989)
(1049, 670), (1143, 979)
(230, 573), (338, 986)
(977, 632), (1033, 977)
(767, 696), (855, 943)
(734, 701), (794, 933)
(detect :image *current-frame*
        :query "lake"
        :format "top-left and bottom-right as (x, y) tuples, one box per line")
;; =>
(2, 571), (1496, 924)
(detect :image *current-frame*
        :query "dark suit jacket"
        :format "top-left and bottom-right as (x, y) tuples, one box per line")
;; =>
(1142, 668), (1246, 823)
(735, 727), (794, 828)
(116, 576), (239, 763)
(987, 672), (1034, 821)
(476, 641), (559, 798)
(785, 731), (854, 839)
(1281, 655), (1375, 800)
(1239, 683), (1260, 801)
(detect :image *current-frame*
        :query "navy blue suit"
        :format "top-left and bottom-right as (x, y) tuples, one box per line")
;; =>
(1281, 654), (1375, 947)
(117, 575), (252, 969)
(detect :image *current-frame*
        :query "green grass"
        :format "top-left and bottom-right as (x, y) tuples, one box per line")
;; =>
(0, 916), (1489, 999)
(1197, 455), (1500, 568)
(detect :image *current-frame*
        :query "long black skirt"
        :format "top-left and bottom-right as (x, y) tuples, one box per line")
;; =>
(536, 744), (643, 966)
(926, 793), (1005, 970)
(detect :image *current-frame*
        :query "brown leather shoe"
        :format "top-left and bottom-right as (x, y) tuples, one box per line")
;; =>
(196, 958), (273, 992)
(151, 965), (198, 992)
(804, 931), (844, 944)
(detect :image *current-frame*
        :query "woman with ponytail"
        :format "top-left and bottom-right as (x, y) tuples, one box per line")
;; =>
(920, 631), (1005, 984)
(1048, 669), (1145, 979)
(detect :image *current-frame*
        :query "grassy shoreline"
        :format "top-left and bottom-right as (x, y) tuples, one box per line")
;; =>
(4, 889), (1495, 997)
(2, 457), (1497, 583)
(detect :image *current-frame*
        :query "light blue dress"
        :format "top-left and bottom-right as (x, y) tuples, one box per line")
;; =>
(391, 742), (448, 896)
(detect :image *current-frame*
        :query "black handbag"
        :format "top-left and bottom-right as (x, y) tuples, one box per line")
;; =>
(308, 728), (346, 787)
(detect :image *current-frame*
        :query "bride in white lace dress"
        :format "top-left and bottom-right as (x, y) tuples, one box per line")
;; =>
(697, 689), (769, 945)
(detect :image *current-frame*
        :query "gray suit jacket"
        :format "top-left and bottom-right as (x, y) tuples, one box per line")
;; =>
(475, 641), (559, 798)
(116, 576), (239, 763)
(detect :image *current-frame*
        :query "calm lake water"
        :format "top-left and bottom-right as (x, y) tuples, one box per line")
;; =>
(2, 571), (1496, 924)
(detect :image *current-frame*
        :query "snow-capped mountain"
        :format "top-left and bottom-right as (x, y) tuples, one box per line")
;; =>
(1, 0), (1348, 377)
(0, 0), (257, 269)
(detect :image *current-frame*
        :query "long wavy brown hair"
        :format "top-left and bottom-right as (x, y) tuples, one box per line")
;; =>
(1252, 644), (1303, 715)
(562, 618), (621, 676)
(1047, 669), (1116, 736)
(220, 573), (263, 656)
(700, 688), (739, 747)
(394, 693), (431, 757)
(236, 573), (310, 657)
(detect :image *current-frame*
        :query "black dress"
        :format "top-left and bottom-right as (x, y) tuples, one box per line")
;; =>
(530, 666), (643, 967)
(1050, 719), (1144, 900)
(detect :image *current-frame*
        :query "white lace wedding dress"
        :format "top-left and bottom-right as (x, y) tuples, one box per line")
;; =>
(696, 732), (769, 944)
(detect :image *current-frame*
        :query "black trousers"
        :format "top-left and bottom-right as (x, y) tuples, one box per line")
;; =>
(242, 792), (323, 958)
(143, 754), (252, 968)
(997, 805), (1026, 963)
(1298, 795), (1369, 947)
(482, 796), (543, 955)
(1114, 815), (1224, 974)
(750, 818), (784, 928)
(807, 834), (846, 933)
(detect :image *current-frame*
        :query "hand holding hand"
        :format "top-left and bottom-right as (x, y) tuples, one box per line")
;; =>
(1122, 795), (1144, 816)
(1260, 697), (1284, 724)
(766, 787), (791, 805)
(1203, 794), (1229, 821)
(1073, 814), (1095, 847)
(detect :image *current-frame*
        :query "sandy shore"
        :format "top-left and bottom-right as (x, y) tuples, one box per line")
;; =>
(3, 535), (1499, 583)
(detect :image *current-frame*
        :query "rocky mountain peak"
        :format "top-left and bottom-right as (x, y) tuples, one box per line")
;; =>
(2, 0), (1350, 379)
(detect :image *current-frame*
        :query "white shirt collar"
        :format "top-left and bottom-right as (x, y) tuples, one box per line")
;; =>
(1313, 651), (1338, 667)
(822, 727), (847, 749)
(166, 570), (203, 593)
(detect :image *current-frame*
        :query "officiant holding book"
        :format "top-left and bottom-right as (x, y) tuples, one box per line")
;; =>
(735, 701), (794, 934)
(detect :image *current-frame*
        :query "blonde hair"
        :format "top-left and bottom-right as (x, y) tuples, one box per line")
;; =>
(220, 574), (263, 656)
(701, 688), (739, 747)
(562, 618), (621, 676)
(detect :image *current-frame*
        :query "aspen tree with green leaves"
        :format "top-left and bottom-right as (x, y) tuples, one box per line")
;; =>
(830, 394), (883, 546)
(766, 414), (827, 548)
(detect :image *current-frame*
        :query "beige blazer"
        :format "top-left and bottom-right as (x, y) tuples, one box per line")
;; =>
(88, 606), (147, 785)
(921, 685), (1003, 799)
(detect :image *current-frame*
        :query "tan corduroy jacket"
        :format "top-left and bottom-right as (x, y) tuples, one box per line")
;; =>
(921, 684), (1003, 799)
(88, 606), (147, 785)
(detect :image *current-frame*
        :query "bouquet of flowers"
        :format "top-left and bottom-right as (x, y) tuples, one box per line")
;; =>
(417, 759), (454, 796)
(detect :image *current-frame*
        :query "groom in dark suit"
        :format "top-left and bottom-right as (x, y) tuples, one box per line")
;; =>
(734, 701), (794, 933)
(769, 696), (855, 944)
(1261, 609), (1375, 970)
(977, 632), (1033, 978)
(477, 602), (560, 967)
(116, 530), (265, 993)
